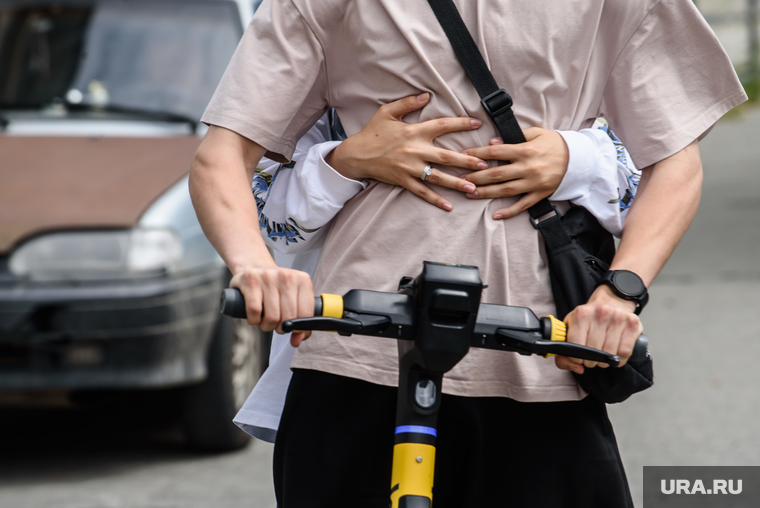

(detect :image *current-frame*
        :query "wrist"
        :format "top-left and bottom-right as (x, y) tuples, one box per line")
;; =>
(227, 250), (278, 276)
(552, 130), (594, 200)
(229, 262), (277, 277)
(588, 285), (638, 313)
(324, 142), (363, 181)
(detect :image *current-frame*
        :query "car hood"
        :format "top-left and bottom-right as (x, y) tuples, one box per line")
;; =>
(0, 136), (202, 254)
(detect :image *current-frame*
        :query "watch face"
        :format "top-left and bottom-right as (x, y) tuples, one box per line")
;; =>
(613, 270), (646, 296)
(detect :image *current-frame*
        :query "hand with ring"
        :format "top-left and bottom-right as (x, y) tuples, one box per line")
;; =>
(420, 164), (433, 181)
(325, 93), (487, 211)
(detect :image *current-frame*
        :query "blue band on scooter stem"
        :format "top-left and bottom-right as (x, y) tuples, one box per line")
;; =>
(395, 425), (437, 437)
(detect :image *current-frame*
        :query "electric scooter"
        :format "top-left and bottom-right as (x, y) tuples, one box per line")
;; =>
(220, 261), (648, 508)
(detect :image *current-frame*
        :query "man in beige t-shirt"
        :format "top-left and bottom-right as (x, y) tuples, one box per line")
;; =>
(190, 0), (745, 505)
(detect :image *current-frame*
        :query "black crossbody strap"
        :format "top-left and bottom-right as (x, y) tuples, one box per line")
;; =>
(426, 0), (525, 145)
(426, 0), (571, 246)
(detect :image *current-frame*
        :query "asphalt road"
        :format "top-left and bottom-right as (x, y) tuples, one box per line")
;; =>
(1, 106), (759, 508)
(0, 402), (277, 508)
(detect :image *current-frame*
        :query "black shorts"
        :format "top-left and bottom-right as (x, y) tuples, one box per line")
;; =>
(274, 369), (633, 508)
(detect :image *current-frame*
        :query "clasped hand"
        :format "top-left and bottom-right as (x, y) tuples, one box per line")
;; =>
(325, 92), (569, 219)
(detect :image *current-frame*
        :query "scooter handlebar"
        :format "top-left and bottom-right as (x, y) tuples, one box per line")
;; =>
(220, 288), (649, 364)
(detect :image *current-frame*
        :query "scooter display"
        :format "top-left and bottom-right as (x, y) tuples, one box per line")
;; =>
(220, 261), (648, 508)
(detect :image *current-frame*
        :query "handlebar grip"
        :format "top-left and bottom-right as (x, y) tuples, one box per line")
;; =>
(220, 288), (247, 319)
(219, 288), (323, 319)
(630, 334), (649, 364)
(544, 315), (649, 364)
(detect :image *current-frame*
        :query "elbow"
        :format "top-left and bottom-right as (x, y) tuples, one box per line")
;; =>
(188, 150), (208, 206)
(189, 126), (266, 205)
(684, 141), (704, 208)
(642, 140), (704, 199)
(693, 161), (704, 204)
(189, 137), (219, 201)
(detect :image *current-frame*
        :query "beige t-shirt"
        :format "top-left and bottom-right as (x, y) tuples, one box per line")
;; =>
(203, 0), (746, 402)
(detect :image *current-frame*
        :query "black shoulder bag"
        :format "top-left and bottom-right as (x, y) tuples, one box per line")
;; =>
(426, 0), (653, 403)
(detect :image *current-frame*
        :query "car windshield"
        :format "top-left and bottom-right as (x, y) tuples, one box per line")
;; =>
(0, 0), (242, 120)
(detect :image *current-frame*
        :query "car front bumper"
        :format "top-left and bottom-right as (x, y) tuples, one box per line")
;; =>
(0, 267), (227, 390)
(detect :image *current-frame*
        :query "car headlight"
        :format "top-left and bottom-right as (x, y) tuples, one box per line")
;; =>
(9, 228), (183, 279)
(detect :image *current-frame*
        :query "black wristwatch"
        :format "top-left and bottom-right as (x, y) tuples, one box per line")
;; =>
(596, 270), (649, 315)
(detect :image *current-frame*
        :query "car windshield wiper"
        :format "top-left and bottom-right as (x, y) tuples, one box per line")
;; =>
(65, 103), (199, 132)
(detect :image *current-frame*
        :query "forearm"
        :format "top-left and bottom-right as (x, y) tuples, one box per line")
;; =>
(558, 140), (702, 369)
(605, 140), (702, 287)
(189, 126), (276, 274)
(259, 141), (365, 254)
(553, 125), (640, 238)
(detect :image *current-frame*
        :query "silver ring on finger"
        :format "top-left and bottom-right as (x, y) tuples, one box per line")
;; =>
(420, 164), (433, 181)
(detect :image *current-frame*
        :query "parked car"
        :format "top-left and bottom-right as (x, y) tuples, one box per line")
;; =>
(0, 0), (269, 451)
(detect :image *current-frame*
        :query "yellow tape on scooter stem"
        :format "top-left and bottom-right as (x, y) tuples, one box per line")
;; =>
(390, 443), (435, 508)
(320, 293), (343, 318)
(544, 315), (567, 358)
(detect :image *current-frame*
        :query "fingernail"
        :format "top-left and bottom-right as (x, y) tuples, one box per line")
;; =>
(477, 162), (488, 169)
(461, 151), (469, 156)
(417, 93), (429, 102)
(467, 191), (479, 198)
(470, 119), (481, 126)
(490, 137), (503, 144)
(493, 213), (503, 220)
(463, 184), (475, 193)
(442, 202), (453, 211)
